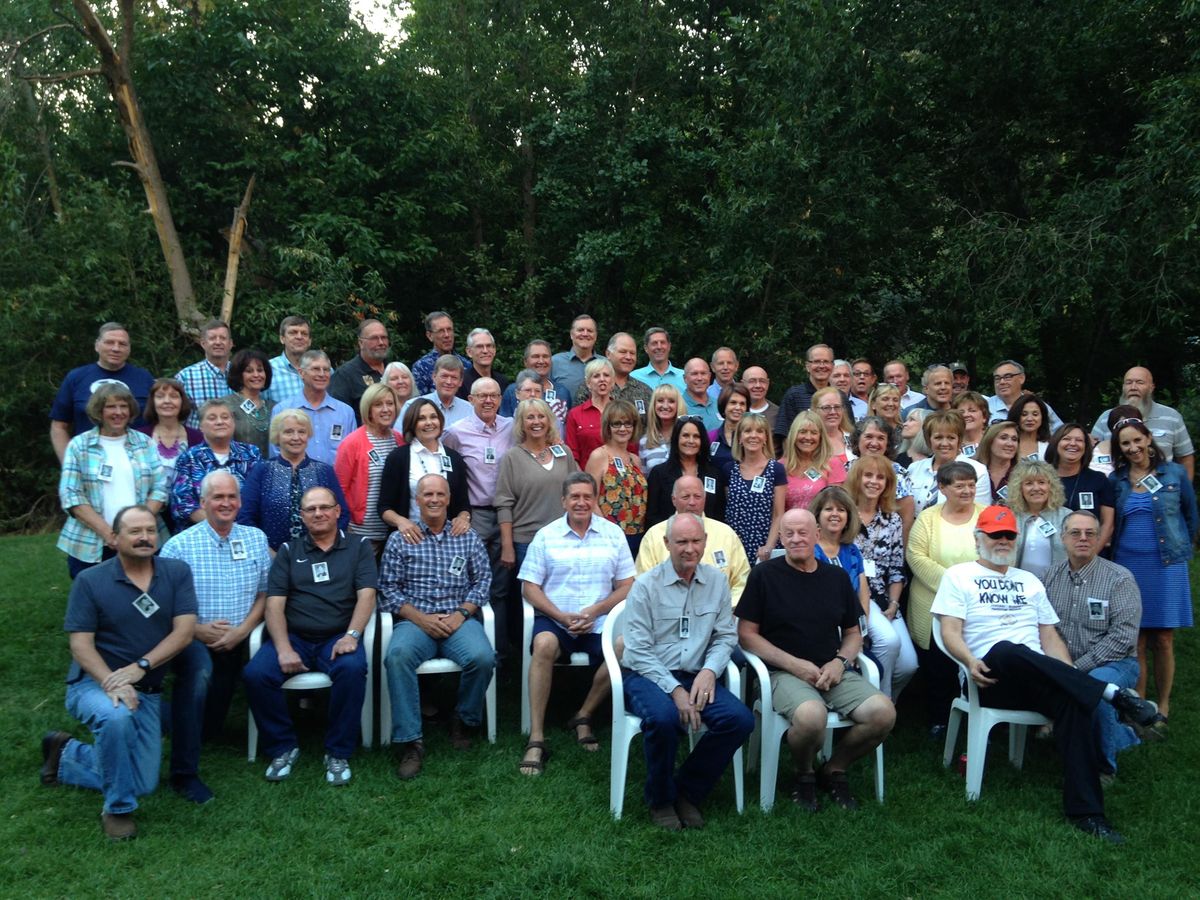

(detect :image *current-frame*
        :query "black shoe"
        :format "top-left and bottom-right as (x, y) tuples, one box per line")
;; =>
(170, 774), (214, 804)
(817, 766), (859, 811)
(1069, 814), (1124, 844)
(1110, 688), (1163, 729)
(789, 774), (820, 812)
(395, 741), (425, 780)
(40, 731), (72, 786)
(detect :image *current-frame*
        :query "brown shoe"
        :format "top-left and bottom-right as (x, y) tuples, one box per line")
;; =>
(449, 718), (474, 751)
(674, 796), (705, 829)
(101, 812), (137, 841)
(650, 805), (683, 831)
(40, 731), (72, 786)
(395, 741), (425, 780)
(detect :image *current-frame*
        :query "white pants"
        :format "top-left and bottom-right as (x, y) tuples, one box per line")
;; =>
(866, 607), (918, 700)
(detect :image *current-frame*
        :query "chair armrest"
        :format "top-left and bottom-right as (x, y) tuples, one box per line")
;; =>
(249, 621), (265, 655)
(858, 653), (882, 689)
(601, 600), (627, 718)
(481, 603), (496, 649)
(522, 599), (534, 650)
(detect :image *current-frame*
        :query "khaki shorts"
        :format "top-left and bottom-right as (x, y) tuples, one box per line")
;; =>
(769, 669), (882, 722)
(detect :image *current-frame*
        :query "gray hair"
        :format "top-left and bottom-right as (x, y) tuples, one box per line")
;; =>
(466, 327), (494, 350)
(665, 512), (705, 541)
(992, 359), (1026, 375)
(424, 310), (453, 331)
(199, 469), (241, 500)
(434, 354), (465, 373)
(922, 365), (952, 388)
(299, 349), (330, 370)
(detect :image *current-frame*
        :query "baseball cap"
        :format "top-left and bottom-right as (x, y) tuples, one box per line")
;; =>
(949, 361), (969, 374)
(976, 505), (1018, 535)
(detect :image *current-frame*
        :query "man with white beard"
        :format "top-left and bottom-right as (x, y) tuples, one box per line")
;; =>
(1090, 366), (1193, 479)
(933, 506), (1164, 843)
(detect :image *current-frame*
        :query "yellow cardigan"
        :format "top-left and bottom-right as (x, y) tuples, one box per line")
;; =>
(905, 503), (984, 649)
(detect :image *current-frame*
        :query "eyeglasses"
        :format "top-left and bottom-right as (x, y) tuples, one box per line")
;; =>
(993, 372), (1020, 382)
(817, 405), (842, 414)
(301, 504), (338, 514)
(611, 422), (634, 430)
(1065, 529), (1099, 539)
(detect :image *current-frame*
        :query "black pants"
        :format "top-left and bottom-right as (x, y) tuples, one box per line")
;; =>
(917, 641), (960, 729)
(979, 641), (1106, 818)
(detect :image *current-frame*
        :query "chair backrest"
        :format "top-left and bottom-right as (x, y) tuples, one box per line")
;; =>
(931, 615), (976, 703)
(601, 599), (626, 666)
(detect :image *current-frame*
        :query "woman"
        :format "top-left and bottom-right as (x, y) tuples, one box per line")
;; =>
(783, 411), (835, 512)
(811, 386), (854, 475)
(585, 400), (648, 554)
(137, 377), (202, 487)
(334, 383), (404, 554)
(906, 411), (988, 513)
(645, 417), (725, 527)
(849, 416), (915, 539)
(221, 349), (272, 456)
(975, 421), (1020, 504)
(907, 461), (985, 734)
(846, 457), (918, 699)
(1008, 392), (1051, 461)
(896, 407), (929, 468)
(1008, 460), (1071, 581)
(1091, 404), (1141, 477)
(564, 359), (616, 468)
(495, 398), (580, 576)
(1045, 423), (1115, 548)
(868, 383), (903, 442)
(1109, 417), (1198, 727)
(378, 398), (470, 542)
(58, 382), (169, 578)
(171, 400), (262, 528)
(514, 369), (568, 434)
(708, 382), (751, 469)
(723, 413), (787, 562)
(639, 383), (684, 473)
(238, 409), (349, 549)
(809, 485), (870, 615)
(953, 390), (990, 458)
(383, 361), (415, 408)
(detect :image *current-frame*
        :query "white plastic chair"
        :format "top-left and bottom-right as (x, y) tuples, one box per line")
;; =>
(932, 616), (1051, 801)
(601, 599), (745, 820)
(520, 598), (593, 734)
(246, 616), (375, 761)
(377, 605), (497, 745)
(743, 647), (885, 811)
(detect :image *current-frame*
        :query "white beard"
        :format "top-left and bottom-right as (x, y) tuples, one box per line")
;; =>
(977, 544), (1017, 567)
(1119, 391), (1153, 418)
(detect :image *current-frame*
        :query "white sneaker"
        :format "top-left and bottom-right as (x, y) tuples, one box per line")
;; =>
(265, 747), (300, 781)
(324, 755), (351, 786)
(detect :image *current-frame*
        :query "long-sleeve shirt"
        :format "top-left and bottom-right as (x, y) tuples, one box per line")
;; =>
(170, 441), (262, 526)
(443, 413), (515, 506)
(635, 516), (751, 607)
(377, 520), (491, 614)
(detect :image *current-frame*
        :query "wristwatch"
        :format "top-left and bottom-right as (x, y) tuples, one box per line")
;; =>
(456, 607), (472, 619)
(835, 654), (852, 672)
(346, 629), (362, 641)
(137, 658), (151, 671)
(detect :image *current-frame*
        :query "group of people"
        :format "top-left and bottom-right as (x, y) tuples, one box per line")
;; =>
(42, 315), (1194, 843)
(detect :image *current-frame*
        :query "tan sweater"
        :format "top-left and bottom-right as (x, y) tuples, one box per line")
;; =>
(494, 445), (580, 543)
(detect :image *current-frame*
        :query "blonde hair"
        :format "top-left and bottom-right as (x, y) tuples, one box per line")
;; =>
(513, 398), (563, 446)
(1007, 460), (1066, 514)
(359, 382), (400, 426)
(732, 413), (775, 461)
(868, 383), (902, 421)
(644, 384), (684, 449)
(845, 455), (897, 515)
(811, 386), (853, 434)
(269, 408), (313, 444)
(783, 410), (832, 476)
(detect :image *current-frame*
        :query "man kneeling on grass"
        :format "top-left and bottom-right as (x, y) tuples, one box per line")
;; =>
(622, 513), (753, 830)
(737, 509), (895, 812)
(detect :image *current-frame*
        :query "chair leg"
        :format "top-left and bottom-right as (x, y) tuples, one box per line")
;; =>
(760, 720), (782, 812)
(248, 716), (257, 762)
(747, 707), (761, 775)
(732, 746), (745, 813)
(1009, 725), (1027, 768)
(965, 716), (992, 801)
(486, 672), (497, 744)
(610, 727), (631, 819)
(874, 743), (885, 804)
(943, 707), (963, 767)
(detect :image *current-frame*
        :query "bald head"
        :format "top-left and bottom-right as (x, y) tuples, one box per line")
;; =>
(671, 475), (707, 515)
(780, 508), (818, 568)
(743, 366), (770, 405)
(1120, 366), (1155, 414)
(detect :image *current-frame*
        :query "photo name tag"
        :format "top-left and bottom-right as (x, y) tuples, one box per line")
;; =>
(543, 390), (556, 401)
(710, 441), (720, 457)
(98, 464), (114, 482)
(613, 455), (625, 471)
(750, 475), (766, 493)
(229, 539), (247, 561)
(704, 476), (716, 494)
(635, 399), (646, 414)
(805, 467), (821, 482)
(1095, 454), (1111, 465)
(440, 454), (453, 472)
(550, 444), (567, 458)
(996, 484), (1009, 501)
(678, 616), (690, 639)
(863, 559), (878, 578)
(1078, 491), (1095, 510)
(240, 398), (257, 415)
(312, 562), (330, 583)
(1141, 474), (1162, 494)
(961, 444), (977, 458)
(330, 424), (344, 441)
(132, 592), (160, 618)
(1088, 598), (1108, 621)
(368, 449), (381, 465)
(362, 374), (375, 386)
(712, 549), (727, 568)
(449, 555), (467, 576)
(1025, 453), (1040, 461)
(484, 447), (496, 464)
(1037, 519), (1058, 537)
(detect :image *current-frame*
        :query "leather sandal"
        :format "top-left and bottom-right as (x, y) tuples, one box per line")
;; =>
(566, 716), (600, 749)
(519, 741), (550, 776)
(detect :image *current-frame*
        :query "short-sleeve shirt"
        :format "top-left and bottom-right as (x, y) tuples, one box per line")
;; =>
(930, 561), (1059, 660)
(64, 556), (198, 690)
(51, 362), (155, 436)
(268, 530), (377, 641)
(736, 557), (860, 668)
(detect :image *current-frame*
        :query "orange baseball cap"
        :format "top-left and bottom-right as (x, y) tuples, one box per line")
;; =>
(976, 505), (1018, 534)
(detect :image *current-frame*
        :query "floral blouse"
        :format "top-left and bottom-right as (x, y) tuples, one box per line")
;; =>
(599, 454), (648, 536)
(854, 508), (906, 611)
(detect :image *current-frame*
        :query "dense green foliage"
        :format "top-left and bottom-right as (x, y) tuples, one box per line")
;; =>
(2, 1), (1199, 524)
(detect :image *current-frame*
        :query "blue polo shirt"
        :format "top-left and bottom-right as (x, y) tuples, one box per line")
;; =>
(51, 362), (155, 436)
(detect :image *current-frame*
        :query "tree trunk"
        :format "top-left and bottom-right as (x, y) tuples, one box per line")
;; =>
(220, 174), (256, 326)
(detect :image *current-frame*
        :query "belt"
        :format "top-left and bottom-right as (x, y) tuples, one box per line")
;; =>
(471, 505), (496, 512)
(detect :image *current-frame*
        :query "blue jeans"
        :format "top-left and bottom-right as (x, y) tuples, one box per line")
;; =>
(385, 618), (495, 743)
(61, 676), (162, 814)
(623, 670), (754, 809)
(242, 634), (367, 759)
(169, 638), (248, 776)
(1087, 656), (1141, 773)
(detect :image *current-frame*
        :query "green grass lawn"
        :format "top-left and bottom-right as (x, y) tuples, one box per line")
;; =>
(2, 534), (1198, 898)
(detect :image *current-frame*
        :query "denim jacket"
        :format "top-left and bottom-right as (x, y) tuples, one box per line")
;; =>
(1109, 460), (1198, 565)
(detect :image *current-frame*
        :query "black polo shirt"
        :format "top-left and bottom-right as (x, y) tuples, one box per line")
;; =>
(329, 354), (384, 425)
(269, 530), (377, 641)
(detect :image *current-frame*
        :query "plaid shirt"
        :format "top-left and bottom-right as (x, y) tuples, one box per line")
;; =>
(170, 441), (262, 526)
(1042, 556), (1142, 672)
(175, 358), (231, 428)
(412, 350), (470, 396)
(160, 521), (270, 624)
(57, 428), (169, 562)
(265, 353), (308, 409)
(377, 520), (490, 615)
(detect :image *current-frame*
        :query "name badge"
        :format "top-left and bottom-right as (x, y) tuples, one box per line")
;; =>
(1096, 454), (1111, 465)
(1025, 453), (1040, 461)
(712, 549), (727, 568)
(240, 398), (257, 415)
(484, 447), (496, 465)
(229, 539), (247, 561)
(996, 484), (1009, 501)
(550, 444), (567, 458)
(440, 454), (454, 472)
(703, 476), (716, 494)
(613, 455), (625, 471)
(98, 464), (114, 482)
(330, 424), (344, 441)
(1037, 519), (1058, 537)
(362, 374), (375, 386)
(750, 476), (766, 493)
(805, 467), (821, 482)
(1141, 474), (1162, 494)
(132, 592), (160, 618)
(312, 562), (330, 583)
(1087, 598), (1108, 621)
(1078, 491), (1095, 510)
(863, 559), (878, 578)
(1152, 428), (1167, 437)
(710, 441), (720, 456)
(635, 399), (645, 414)
(678, 616), (690, 638)
(368, 449), (381, 465)
(543, 390), (557, 402)
(449, 555), (467, 576)
(961, 444), (977, 458)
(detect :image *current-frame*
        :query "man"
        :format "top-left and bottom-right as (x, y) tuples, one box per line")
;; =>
(683, 358), (722, 431)
(518, 473), (635, 775)
(267, 315), (314, 407)
(41, 505), (197, 840)
(160, 472), (270, 804)
(848, 358), (876, 421)
(987, 359), (1063, 430)
(631, 326), (687, 393)
(170, 400), (262, 527)
(775, 344), (853, 446)
(831, 360), (853, 395)
(443, 378), (515, 651)
(743, 365), (779, 433)
(174, 319), (234, 428)
(708, 347), (740, 401)
(270, 350), (356, 465)
(500, 339), (560, 416)
(904, 365), (954, 414)
(551, 314), (599, 406)
(242, 487), (375, 785)
(623, 513), (754, 829)
(950, 361), (971, 399)
(412, 311), (470, 396)
(458, 328), (510, 400)
(379, 474), (494, 779)
(329, 318), (390, 424)
(1043, 510), (1155, 777)
(882, 359), (925, 408)
(932, 505), (1164, 842)
(573, 332), (653, 417)
(635, 476), (751, 606)
(1090, 366), (1194, 477)
(738, 509), (895, 812)
(50, 322), (155, 461)
(402, 354), (472, 428)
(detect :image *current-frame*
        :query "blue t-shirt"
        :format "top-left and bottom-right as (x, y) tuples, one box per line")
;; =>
(51, 362), (156, 436)
(813, 542), (867, 593)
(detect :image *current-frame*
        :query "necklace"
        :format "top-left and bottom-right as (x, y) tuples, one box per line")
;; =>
(524, 444), (551, 464)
